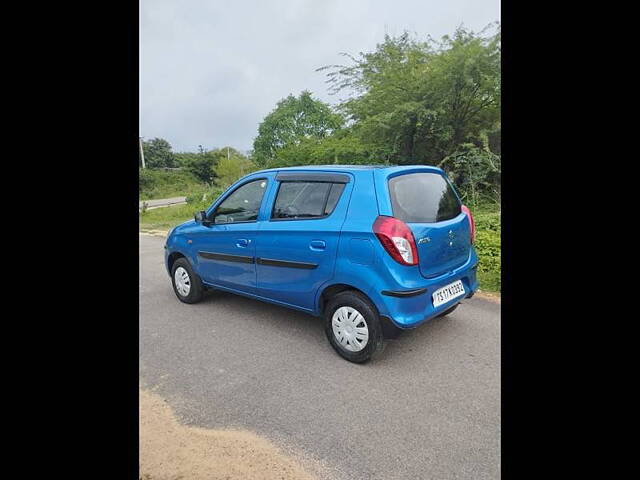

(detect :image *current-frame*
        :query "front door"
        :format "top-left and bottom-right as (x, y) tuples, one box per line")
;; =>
(194, 177), (269, 293)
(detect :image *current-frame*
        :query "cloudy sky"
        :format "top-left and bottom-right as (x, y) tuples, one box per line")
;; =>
(140, 0), (500, 153)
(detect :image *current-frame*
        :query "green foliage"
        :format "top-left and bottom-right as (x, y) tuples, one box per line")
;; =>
(174, 152), (201, 168)
(139, 203), (201, 231)
(252, 91), (344, 167)
(142, 137), (177, 168)
(139, 169), (205, 200)
(319, 24), (500, 165)
(140, 187), (226, 231)
(139, 168), (156, 193)
(185, 152), (217, 184)
(215, 151), (258, 188)
(472, 204), (501, 292)
(270, 130), (381, 167)
(440, 143), (501, 208)
(185, 187), (225, 207)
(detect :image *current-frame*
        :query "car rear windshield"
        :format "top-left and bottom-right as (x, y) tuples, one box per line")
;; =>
(388, 173), (461, 223)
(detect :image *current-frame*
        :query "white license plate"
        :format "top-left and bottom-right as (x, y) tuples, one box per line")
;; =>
(432, 280), (465, 308)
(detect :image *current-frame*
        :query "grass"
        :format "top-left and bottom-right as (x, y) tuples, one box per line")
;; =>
(140, 203), (199, 231)
(140, 189), (219, 231)
(139, 169), (208, 200)
(140, 198), (501, 293)
(472, 202), (501, 293)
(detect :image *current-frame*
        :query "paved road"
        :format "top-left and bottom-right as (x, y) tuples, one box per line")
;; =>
(140, 234), (500, 480)
(139, 196), (187, 210)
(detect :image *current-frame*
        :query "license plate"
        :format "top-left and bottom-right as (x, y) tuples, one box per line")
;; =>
(432, 280), (465, 308)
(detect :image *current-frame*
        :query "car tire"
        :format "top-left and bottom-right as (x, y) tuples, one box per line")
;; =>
(171, 257), (204, 304)
(437, 303), (459, 318)
(324, 290), (384, 363)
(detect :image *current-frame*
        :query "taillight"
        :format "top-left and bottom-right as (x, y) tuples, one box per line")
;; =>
(461, 205), (475, 244)
(372, 216), (419, 266)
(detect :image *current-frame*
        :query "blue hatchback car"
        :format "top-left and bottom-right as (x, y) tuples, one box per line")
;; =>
(165, 165), (478, 362)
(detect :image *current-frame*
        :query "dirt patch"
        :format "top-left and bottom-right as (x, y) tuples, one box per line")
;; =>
(475, 290), (501, 303)
(139, 388), (319, 480)
(139, 230), (169, 238)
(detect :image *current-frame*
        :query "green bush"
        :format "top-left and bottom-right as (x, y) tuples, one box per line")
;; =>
(140, 187), (226, 231)
(139, 169), (156, 192)
(139, 168), (206, 200)
(186, 187), (225, 208)
(472, 204), (501, 292)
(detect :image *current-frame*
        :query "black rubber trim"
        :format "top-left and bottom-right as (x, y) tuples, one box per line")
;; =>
(381, 287), (428, 297)
(198, 251), (254, 264)
(380, 315), (406, 338)
(256, 257), (318, 269)
(275, 172), (350, 183)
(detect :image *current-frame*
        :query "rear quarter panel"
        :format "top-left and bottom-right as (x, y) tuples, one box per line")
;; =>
(322, 166), (478, 327)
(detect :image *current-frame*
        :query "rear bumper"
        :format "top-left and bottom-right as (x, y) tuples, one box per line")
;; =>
(373, 251), (479, 329)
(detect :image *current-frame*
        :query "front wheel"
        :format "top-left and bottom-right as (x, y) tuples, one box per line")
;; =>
(324, 291), (384, 363)
(171, 258), (204, 304)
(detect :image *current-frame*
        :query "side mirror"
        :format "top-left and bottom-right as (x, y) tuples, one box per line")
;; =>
(194, 210), (211, 226)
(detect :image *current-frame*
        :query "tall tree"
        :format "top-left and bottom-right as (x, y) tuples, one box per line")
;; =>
(252, 91), (344, 167)
(142, 137), (177, 168)
(319, 24), (500, 165)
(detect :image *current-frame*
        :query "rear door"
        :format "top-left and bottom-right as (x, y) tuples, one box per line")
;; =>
(255, 172), (352, 310)
(386, 171), (471, 278)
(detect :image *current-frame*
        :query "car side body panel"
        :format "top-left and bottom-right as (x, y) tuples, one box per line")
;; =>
(165, 165), (479, 330)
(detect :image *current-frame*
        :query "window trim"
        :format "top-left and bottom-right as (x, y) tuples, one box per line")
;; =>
(275, 172), (350, 183)
(208, 177), (269, 225)
(269, 180), (345, 222)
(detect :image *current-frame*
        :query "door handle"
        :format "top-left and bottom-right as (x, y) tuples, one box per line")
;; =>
(236, 238), (250, 248)
(310, 240), (326, 250)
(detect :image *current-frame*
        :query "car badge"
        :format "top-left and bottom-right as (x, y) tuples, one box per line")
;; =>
(418, 237), (431, 244)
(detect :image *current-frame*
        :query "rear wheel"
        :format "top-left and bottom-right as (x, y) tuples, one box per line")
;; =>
(324, 291), (384, 363)
(171, 258), (204, 304)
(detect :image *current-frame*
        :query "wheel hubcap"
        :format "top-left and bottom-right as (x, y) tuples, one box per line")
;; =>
(332, 306), (369, 352)
(174, 267), (191, 296)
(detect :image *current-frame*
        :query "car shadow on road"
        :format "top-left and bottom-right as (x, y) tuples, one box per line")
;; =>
(197, 288), (461, 364)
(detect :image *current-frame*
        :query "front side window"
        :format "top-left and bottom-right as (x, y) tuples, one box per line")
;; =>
(272, 181), (344, 220)
(212, 179), (267, 224)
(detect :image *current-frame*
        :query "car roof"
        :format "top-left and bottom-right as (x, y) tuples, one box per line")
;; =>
(253, 164), (444, 175)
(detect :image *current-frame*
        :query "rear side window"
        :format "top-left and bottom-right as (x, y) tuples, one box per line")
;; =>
(272, 182), (345, 220)
(324, 183), (345, 215)
(388, 173), (461, 223)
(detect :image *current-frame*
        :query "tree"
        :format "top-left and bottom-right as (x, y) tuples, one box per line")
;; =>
(439, 143), (501, 208)
(183, 145), (220, 184)
(319, 24), (500, 164)
(174, 152), (200, 168)
(142, 137), (177, 168)
(214, 148), (257, 188)
(271, 129), (378, 167)
(252, 91), (344, 167)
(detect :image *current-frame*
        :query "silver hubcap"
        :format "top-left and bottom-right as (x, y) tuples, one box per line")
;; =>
(174, 267), (191, 296)
(332, 306), (369, 352)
